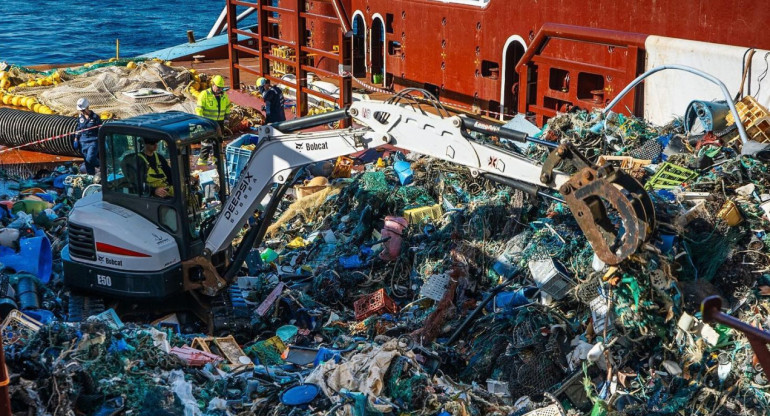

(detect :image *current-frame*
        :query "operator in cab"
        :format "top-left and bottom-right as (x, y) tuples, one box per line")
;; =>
(137, 138), (173, 198)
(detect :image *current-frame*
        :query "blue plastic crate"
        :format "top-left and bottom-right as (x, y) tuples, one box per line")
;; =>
(225, 134), (259, 187)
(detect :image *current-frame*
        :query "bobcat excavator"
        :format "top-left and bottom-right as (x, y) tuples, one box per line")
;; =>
(62, 90), (656, 330)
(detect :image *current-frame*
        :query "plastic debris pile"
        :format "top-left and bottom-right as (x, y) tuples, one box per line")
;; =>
(2, 96), (770, 416)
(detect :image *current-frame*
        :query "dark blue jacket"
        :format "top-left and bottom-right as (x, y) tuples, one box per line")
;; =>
(76, 111), (102, 143)
(262, 86), (286, 123)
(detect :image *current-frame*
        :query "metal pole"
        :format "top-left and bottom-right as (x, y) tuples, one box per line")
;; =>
(702, 296), (770, 379)
(602, 65), (751, 146)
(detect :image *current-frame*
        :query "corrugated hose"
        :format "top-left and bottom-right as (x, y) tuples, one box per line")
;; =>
(0, 108), (81, 157)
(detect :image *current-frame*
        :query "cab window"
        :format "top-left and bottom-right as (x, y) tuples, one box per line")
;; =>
(182, 145), (223, 240)
(105, 134), (172, 198)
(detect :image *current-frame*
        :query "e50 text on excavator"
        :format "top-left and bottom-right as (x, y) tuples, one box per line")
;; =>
(62, 90), (655, 329)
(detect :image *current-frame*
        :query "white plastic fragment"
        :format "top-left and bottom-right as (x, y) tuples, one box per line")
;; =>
(662, 360), (682, 376)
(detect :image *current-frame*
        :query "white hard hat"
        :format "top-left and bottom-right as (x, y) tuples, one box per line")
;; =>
(76, 98), (90, 110)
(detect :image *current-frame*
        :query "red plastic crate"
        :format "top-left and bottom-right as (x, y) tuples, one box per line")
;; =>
(354, 289), (398, 320)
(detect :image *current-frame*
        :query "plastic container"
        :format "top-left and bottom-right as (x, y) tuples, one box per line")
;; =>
(261, 248), (278, 263)
(17, 275), (39, 310)
(493, 287), (538, 310)
(726, 95), (770, 143)
(0, 236), (52, 283)
(393, 160), (413, 185)
(403, 204), (443, 224)
(354, 288), (398, 320)
(225, 134), (258, 187)
(528, 258), (576, 300)
(379, 216), (408, 261)
(717, 200), (743, 226)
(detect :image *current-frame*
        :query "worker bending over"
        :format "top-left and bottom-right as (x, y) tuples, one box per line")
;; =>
(257, 78), (286, 124)
(195, 75), (232, 165)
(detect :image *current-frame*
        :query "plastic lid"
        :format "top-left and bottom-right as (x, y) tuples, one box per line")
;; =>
(280, 384), (320, 406)
(276, 325), (299, 342)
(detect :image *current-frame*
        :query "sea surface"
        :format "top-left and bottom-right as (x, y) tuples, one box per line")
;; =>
(0, 0), (224, 66)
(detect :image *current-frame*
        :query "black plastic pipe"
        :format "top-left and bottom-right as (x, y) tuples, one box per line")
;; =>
(0, 108), (81, 157)
(271, 109), (348, 132)
(16, 275), (39, 310)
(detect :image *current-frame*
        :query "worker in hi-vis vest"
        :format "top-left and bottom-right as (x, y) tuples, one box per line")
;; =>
(195, 75), (232, 165)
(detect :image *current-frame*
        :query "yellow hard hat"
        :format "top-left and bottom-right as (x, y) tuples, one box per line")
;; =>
(212, 75), (225, 88)
(256, 77), (268, 87)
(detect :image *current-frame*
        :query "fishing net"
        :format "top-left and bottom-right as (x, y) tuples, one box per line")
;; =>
(386, 356), (430, 410)
(7, 59), (150, 77)
(14, 61), (196, 119)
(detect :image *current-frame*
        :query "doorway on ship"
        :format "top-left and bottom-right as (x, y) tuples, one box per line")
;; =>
(501, 38), (526, 119)
(352, 14), (366, 78)
(371, 16), (385, 86)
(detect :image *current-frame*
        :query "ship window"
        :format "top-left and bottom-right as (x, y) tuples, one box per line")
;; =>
(386, 13), (394, 34)
(424, 83), (440, 98)
(481, 60), (500, 80)
(388, 41), (402, 56)
(549, 68), (570, 92)
(577, 72), (605, 102)
(159, 206), (178, 233)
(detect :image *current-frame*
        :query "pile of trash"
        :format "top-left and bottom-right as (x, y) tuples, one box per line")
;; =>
(2, 95), (770, 416)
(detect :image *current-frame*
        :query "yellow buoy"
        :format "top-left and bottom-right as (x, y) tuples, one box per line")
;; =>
(51, 72), (61, 82)
(27, 99), (38, 110)
(11, 96), (22, 106)
(126, 61), (137, 70)
(32, 103), (41, 113)
(2, 95), (11, 105)
(26, 80), (36, 88)
(39, 106), (53, 114)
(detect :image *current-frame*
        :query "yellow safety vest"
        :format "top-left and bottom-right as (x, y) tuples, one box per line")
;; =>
(195, 89), (232, 121)
(138, 152), (173, 197)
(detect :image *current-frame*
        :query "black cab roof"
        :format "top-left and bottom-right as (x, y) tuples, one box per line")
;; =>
(99, 111), (221, 144)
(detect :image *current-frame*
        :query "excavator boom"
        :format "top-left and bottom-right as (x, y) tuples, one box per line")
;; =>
(200, 98), (655, 293)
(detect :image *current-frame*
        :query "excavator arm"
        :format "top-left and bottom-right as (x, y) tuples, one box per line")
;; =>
(190, 98), (655, 295)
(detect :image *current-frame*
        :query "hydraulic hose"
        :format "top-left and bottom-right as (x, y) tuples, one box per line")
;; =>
(0, 108), (81, 157)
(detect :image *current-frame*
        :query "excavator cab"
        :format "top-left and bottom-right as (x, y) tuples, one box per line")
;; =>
(63, 112), (228, 301)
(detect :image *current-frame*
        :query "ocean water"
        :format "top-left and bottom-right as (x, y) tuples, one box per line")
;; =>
(0, 0), (224, 66)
